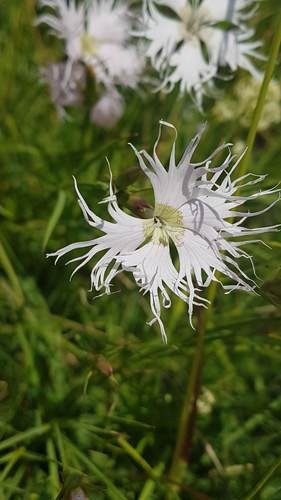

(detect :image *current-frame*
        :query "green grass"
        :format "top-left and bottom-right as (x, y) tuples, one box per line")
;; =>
(1, 1), (281, 498)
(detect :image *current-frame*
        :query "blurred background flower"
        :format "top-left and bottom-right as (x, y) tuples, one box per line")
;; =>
(37, 0), (144, 125)
(138, 0), (262, 106)
(36, 0), (265, 120)
(40, 61), (86, 117)
(213, 76), (281, 132)
(90, 88), (124, 129)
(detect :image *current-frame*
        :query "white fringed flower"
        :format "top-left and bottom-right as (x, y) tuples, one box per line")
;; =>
(47, 122), (279, 341)
(37, 0), (85, 62)
(41, 61), (86, 117)
(139, 0), (261, 105)
(90, 89), (124, 129)
(37, 0), (143, 89)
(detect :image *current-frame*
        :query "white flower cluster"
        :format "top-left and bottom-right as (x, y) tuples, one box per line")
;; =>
(47, 122), (279, 341)
(37, 0), (144, 126)
(139, 0), (262, 107)
(37, 0), (262, 120)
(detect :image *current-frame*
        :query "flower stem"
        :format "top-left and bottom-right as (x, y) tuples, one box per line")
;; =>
(167, 284), (216, 497)
(167, 17), (281, 494)
(237, 11), (281, 178)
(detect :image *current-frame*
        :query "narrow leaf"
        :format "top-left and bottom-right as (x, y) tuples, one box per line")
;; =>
(43, 190), (66, 251)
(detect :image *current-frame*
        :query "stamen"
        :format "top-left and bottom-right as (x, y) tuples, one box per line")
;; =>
(144, 204), (185, 246)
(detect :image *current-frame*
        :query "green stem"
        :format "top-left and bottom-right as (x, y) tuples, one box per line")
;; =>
(117, 436), (159, 481)
(138, 463), (165, 500)
(0, 424), (50, 452)
(54, 423), (67, 468)
(17, 326), (39, 388)
(0, 240), (24, 306)
(0, 448), (25, 482)
(237, 12), (281, 177)
(5, 465), (25, 500)
(167, 299), (210, 496)
(42, 190), (66, 251)
(245, 457), (281, 500)
(46, 438), (60, 495)
(65, 437), (128, 500)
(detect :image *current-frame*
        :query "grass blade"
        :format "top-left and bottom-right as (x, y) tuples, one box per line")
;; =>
(42, 190), (66, 251)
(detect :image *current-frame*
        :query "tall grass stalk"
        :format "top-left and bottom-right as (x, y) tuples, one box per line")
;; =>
(238, 12), (281, 177)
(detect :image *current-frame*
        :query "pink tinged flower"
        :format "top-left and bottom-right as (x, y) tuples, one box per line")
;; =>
(90, 89), (124, 129)
(41, 62), (86, 117)
(47, 122), (279, 342)
(139, 0), (262, 105)
(37, 0), (143, 89)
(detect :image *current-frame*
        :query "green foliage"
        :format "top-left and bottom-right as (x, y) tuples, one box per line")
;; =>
(0, 1), (281, 498)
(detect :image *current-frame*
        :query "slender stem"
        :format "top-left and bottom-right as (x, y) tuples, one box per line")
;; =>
(0, 448), (25, 482)
(42, 190), (66, 251)
(117, 436), (159, 481)
(54, 423), (67, 468)
(237, 12), (281, 178)
(167, 284), (215, 493)
(0, 240), (24, 306)
(167, 15), (281, 494)
(46, 438), (60, 496)
(17, 326), (39, 388)
(138, 463), (165, 500)
(245, 456), (281, 500)
(0, 424), (50, 452)
(65, 437), (128, 500)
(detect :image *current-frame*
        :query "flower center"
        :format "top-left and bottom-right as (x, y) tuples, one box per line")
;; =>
(80, 33), (97, 56)
(143, 203), (184, 246)
(179, 5), (211, 40)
